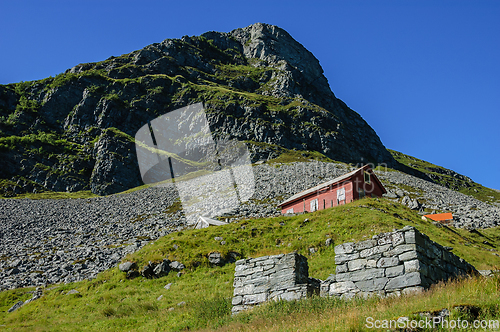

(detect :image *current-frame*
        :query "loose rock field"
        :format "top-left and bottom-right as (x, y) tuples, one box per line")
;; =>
(1, 162), (498, 290)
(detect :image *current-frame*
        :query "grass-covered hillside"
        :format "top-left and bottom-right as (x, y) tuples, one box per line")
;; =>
(1, 197), (500, 331)
(390, 149), (500, 205)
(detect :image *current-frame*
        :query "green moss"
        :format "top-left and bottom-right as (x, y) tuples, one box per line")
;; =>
(215, 63), (269, 83)
(0, 132), (74, 151)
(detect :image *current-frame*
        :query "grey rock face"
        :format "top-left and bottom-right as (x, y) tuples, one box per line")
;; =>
(0, 23), (396, 197)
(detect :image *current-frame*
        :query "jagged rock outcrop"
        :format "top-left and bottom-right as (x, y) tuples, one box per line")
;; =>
(0, 23), (396, 196)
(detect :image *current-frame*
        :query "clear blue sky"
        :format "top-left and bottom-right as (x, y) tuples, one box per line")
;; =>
(1, 0), (499, 190)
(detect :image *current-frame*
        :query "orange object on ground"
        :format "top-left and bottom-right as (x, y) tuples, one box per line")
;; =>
(423, 213), (453, 221)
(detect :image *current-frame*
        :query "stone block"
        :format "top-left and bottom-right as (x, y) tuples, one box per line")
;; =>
(340, 291), (358, 300)
(404, 230), (416, 244)
(335, 252), (360, 265)
(401, 286), (424, 295)
(386, 290), (402, 298)
(355, 277), (389, 292)
(385, 272), (422, 290)
(430, 244), (443, 260)
(269, 280), (297, 291)
(403, 259), (420, 274)
(377, 234), (393, 246)
(335, 271), (352, 282)
(234, 265), (263, 277)
(365, 253), (382, 261)
(233, 286), (246, 296)
(399, 250), (418, 262)
(348, 258), (367, 271)
(355, 239), (377, 251)
(335, 242), (355, 255)
(263, 263), (275, 271)
(245, 275), (270, 286)
(329, 281), (357, 295)
(243, 283), (257, 294)
(383, 244), (417, 257)
(235, 264), (246, 272)
(279, 290), (306, 301)
(255, 259), (276, 266)
(320, 281), (333, 297)
(269, 290), (284, 299)
(366, 259), (378, 268)
(336, 263), (348, 274)
(377, 257), (399, 268)
(359, 244), (392, 258)
(391, 232), (405, 246)
(235, 259), (247, 266)
(254, 254), (281, 262)
(273, 268), (294, 279)
(385, 265), (404, 278)
(414, 231), (428, 248)
(263, 267), (277, 276)
(349, 268), (385, 282)
(242, 292), (267, 305)
(232, 296), (243, 305)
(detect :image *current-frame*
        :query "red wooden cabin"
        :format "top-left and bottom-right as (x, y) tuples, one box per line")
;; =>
(278, 165), (386, 214)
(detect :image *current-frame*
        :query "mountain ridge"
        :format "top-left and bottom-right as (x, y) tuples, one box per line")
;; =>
(0, 23), (489, 200)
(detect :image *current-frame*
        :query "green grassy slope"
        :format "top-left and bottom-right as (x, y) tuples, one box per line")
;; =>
(1, 198), (500, 331)
(390, 149), (500, 205)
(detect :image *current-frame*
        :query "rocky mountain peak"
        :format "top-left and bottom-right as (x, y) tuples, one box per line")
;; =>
(0, 23), (396, 196)
(231, 23), (326, 86)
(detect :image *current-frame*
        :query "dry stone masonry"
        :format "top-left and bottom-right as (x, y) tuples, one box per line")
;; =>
(322, 226), (478, 299)
(232, 253), (319, 314)
(233, 226), (478, 313)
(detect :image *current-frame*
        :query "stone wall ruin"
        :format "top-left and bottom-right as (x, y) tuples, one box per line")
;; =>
(232, 226), (478, 313)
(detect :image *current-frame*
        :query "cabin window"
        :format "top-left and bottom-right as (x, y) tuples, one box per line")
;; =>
(358, 187), (365, 198)
(310, 199), (318, 212)
(337, 187), (346, 201)
(364, 171), (371, 184)
(286, 208), (294, 214)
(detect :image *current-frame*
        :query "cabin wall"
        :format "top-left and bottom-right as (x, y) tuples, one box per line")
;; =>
(281, 181), (353, 214)
(280, 169), (386, 214)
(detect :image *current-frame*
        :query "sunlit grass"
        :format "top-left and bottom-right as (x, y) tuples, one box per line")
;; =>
(2, 198), (500, 331)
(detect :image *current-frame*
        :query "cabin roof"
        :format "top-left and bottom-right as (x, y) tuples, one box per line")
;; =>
(423, 213), (453, 221)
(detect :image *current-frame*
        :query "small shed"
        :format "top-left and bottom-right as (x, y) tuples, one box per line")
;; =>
(278, 165), (386, 214)
(193, 216), (228, 229)
(423, 213), (453, 225)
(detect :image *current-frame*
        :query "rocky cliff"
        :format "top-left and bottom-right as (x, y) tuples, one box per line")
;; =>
(1, 23), (396, 196)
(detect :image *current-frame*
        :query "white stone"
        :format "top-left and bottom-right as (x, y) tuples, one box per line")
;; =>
(329, 281), (357, 295)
